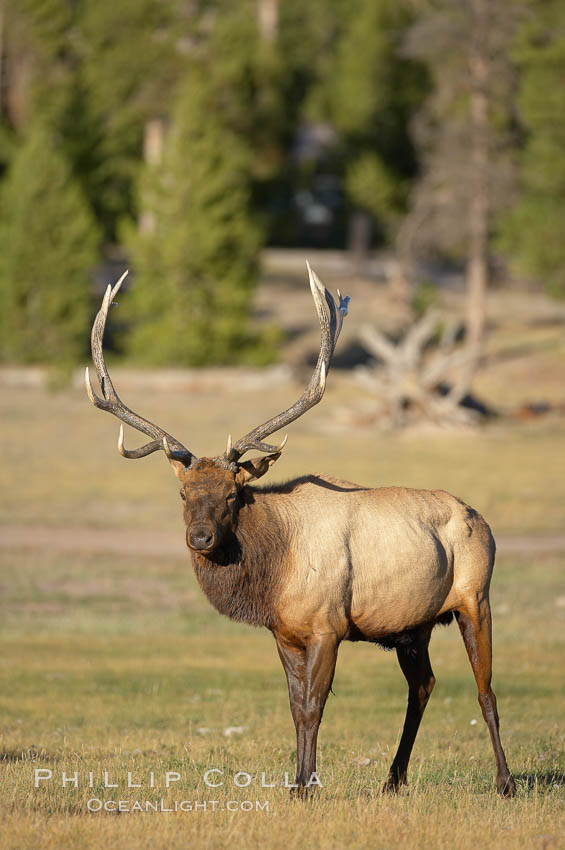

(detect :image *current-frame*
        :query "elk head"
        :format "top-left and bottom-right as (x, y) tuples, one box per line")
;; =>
(86, 265), (349, 555)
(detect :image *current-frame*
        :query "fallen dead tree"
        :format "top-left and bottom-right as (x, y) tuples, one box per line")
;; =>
(356, 309), (489, 428)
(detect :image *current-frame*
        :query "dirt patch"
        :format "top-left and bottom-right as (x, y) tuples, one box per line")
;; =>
(0, 525), (185, 558)
(1, 524), (565, 558)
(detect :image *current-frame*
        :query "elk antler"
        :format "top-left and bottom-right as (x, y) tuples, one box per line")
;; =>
(85, 271), (195, 465)
(225, 262), (350, 462)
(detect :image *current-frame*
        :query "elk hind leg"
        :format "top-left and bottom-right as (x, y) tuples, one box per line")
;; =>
(456, 599), (516, 797)
(383, 633), (435, 793)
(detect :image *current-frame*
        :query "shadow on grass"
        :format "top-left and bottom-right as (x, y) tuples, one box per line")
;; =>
(0, 748), (51, 763)
(516, 772), (564, 790)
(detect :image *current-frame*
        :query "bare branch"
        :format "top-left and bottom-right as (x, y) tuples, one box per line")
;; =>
(359, 325), (398, 365)
(402, 309), (441, 369)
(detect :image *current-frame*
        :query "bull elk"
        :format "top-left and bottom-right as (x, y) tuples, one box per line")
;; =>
(86, 266), (516, 797)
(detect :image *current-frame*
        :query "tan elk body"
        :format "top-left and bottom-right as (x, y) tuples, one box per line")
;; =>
(190, 473), (491, 641)
(87, 266), (515, 797)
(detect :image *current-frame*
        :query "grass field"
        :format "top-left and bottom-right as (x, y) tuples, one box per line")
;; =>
(1, 280), (565, 848)
(2, 377), (565, 534)
(0, 544), (563, 849)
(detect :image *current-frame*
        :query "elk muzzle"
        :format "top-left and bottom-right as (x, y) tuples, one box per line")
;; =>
(187, 525), (216, 553)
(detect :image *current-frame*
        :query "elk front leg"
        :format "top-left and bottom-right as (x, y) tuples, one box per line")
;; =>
(383, 633), (435, 793)
(276, 632), (339, 794)
(276, 637), (306, 786)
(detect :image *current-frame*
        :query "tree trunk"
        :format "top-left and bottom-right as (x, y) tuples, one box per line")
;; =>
(441, 0), (491, 409)
(257, 0), (279, 42)
(348, 210), (371, 275)
(138, 118), (164, 235)
(0, 5), (4, 119)
(466, 0), (490, 355)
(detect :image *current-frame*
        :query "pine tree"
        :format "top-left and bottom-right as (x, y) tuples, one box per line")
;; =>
(399, 0), (518, 351)
(301, 0), (425, 258)
(2, 0), (75, 130)
(76, 0), (181, 242)
(125, 60), (265, 366)
(0, 119), (99, 365)
(496, 0), (565, 297)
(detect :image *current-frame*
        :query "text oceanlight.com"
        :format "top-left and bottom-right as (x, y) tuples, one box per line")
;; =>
(86, 799), (269, 813)
(33, 768), (322, 810)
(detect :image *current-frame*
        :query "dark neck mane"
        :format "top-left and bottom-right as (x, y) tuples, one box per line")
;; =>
(190, 489), (288, 629)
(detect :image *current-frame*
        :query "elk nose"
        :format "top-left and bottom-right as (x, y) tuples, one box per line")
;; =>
(189, 528), (214, 551)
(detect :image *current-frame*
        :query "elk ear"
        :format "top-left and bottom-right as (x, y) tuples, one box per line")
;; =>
(162, 437), (192, 479)
(168, 458), (188, 479)
(236, 451), (281, 485)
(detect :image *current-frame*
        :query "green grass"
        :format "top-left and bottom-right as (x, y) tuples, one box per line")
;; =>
(1, 364), (565, 848)
(0, 546), (563, 849)
(1, 381), (565, 533)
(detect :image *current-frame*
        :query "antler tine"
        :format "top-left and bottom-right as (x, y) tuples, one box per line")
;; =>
(117, 425), (163, 459)
(86, 272), (194, 465)
(226, 262), (349, 462)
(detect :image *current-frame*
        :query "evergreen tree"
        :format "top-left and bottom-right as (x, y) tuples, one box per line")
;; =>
(78, 0), (287, 244)
(0, 0), (77, 182)
(76, 0), (181, 241)
(293, 0), (425, 256)
(399, 0), (518, 352)
(125, 60), (265, 366)
(496, 0), (565, 297)
(0, 119), (99, 365)
(2, 0), (75, 129)
(329, 0), (422, 219)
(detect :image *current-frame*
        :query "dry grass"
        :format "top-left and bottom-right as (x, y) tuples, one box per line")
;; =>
(1, 788), (562, 850)
(1, 279), (564, 848)
(1, 378), (565, 534)
(0, 546), (563, 849)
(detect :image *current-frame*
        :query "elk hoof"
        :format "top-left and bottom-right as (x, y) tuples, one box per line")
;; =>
(289, 784), (316, 801)
(497, 774), (517, 798)
(381, 772), (407, 794)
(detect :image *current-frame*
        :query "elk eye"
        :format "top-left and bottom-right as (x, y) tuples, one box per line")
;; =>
(226, 493), (237, 503)
(179, 489), (186, 501)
